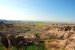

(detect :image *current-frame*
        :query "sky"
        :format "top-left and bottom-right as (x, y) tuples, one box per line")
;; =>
(0, 0), (75, 23)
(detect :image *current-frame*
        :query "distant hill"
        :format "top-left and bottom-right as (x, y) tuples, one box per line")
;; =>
(0, 19), (16, 24)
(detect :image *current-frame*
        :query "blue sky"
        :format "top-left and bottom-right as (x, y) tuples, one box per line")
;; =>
(0, 0), (75, 23)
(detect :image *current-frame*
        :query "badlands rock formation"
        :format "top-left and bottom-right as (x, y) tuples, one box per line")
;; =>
(42, 24), (75, 50)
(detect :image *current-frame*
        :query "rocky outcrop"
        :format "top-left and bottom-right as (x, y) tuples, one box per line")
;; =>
(41, 25), (75, 50)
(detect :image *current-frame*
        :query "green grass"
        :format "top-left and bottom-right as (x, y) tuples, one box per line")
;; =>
(0, 47), (4, 50)
(0, 44), (45, 50)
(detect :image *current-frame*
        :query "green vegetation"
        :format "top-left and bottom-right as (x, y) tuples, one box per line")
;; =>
(0, 44), (45, 50)
(0, 46), (4, 50)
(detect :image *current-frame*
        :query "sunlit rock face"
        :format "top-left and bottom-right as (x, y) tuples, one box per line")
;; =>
(39, 24), (75, 50)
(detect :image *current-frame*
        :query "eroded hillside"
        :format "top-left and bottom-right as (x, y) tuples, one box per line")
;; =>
(0, 21), (75, 50)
